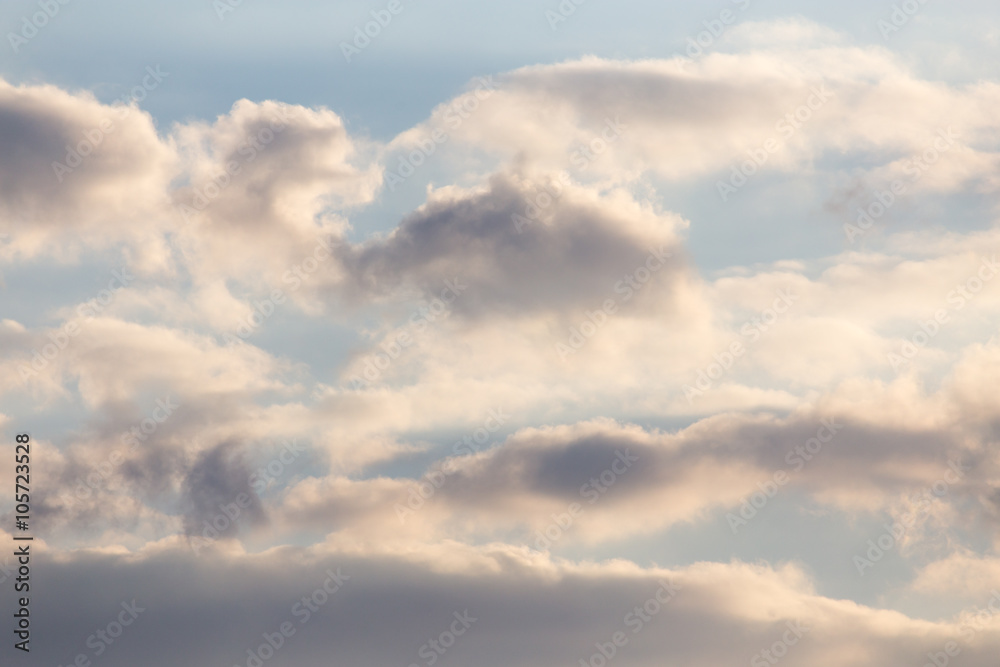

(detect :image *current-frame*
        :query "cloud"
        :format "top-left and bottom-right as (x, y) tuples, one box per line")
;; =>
(181, 440), (266, 539)
(0, 78), (176, 264)
(328, 171), (687, 319)
(270, 401), (985, 549)
(399, 36), (1000, 203)
(9, 537), (997, 667)
(4, 19), (1000, 666)
(171, 99), (382, 294)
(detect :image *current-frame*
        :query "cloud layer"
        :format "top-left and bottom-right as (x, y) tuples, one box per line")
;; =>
(2, 18), (1000, 666)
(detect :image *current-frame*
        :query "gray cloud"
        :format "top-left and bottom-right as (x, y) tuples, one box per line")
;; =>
(330, 171), (686, 320)
(182, 440), (267, 539)
(5, 541), (990, 667)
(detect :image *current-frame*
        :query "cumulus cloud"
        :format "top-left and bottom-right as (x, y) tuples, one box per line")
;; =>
(0, 78), (176, 264)
(172, 99), (382, 289)
(328, 171), (687, 319)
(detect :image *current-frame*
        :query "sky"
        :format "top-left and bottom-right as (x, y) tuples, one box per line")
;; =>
(2, 0), (1000, 665)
